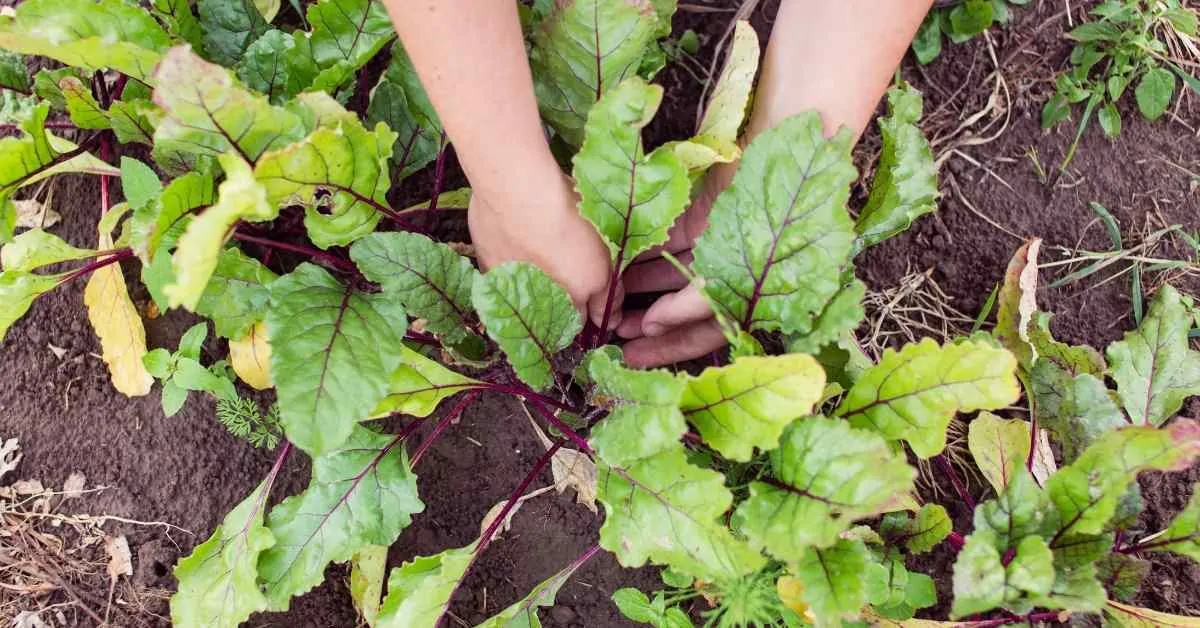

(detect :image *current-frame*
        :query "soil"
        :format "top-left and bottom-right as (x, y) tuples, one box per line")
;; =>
(1, 0), (1199, 626)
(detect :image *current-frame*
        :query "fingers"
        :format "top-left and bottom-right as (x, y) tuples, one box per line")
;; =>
(586, 281), (623, 330)
(616, 309), (646, 339)
(640, 283), (713, 337)
(623, 251), (693, 294)
(622, 318), (727, 368)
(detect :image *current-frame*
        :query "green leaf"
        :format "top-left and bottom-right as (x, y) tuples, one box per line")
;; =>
(692, 112), (857, 334)
(254, 108), (396, 249)
(0, 50), (29, 93)
(1, 229), (93, 272)
(1135, 67), (1176, 121)
(236, 29), (319, 103)
(351, 232), (480, 345)
(0, 0), (168, 83)
(911, 14), (943, 64)
(967, 411), (1032, 495)
(1098, 102), (1122, 138)
(161, 379), (189, 416)
(349, 545), (387, 626)
(994, 239), (1040, 371)
(734, 417), (914, 560)
(268, 263), (408, 455)
(1146, 482), (1200, 562)
(58, 76), (109, 130)
(371, 346), (483, 418)
(973, 469), (1047, 552)
(259, 425), (424, 609)
(855, 82), (937, 251)
(142, 349), (173, 379)
(1027, 311), (1106, 377)
(304, 0), (395, 91)
(152, 0), (205, 50)
(530, 0), (660, 146)
(1046, 421), (1200, 538)
(597, 445), (765, 580)
(793, 539), (870, 623)
(885, 504), (952, 555)
(31, 68), (86, 110)
(1107, 285), (1200, 426)
(574, 77), (689, 269)
(198, 0), (269, 66)
(120, 158), (162, 212)
(679, 354), (826, 461)
(376, 542), (477, 628)
(195, 247), (278, 339)
(1030, 361), (1126, 462)
(366, 42), (443, 178)
(1032, 562), (1106, 612)
(165, 154), (275, 310)
(951, 531), (1053, 617)
(178, 323), (208, 360)
(947, 0), (994, 39)
(1096, 554), (1150, 602)
(612, 589), (692, 628)
(1104, 599), (1200, 627)
(153, 46), (307, 164)
(170, 481), (275, 627)
(475, 549), (595, 628)
(784, 279), (867, 355)
(173, 357), (238, 401)
(835, 337), (1020, 458)
(0, 271), (62, 342)
(587, 349), (688, 466)
(472, 262), (582, 391)
(109, 99), (159, 146)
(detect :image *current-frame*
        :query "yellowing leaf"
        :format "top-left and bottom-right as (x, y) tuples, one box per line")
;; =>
(995, 238), (1041, 371)
(85, 222), (152, 397)
(697, 20), (759, 145)
(776, 575), (814, 621)
(350, 545), (387, 627)
(229, 321), (272, 390)
(967, 411), (1030, 495)
(1105, 599), (1200, 627)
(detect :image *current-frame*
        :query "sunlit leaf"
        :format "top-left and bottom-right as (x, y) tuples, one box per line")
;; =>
(376, 542), (477, 628)
(835, 337), (1021, 458)
(1, 229), (93, 272)
(692, 112), (857, 335)
(86, 218), (153, 397)
(371, 346), (482, 419)
(260, 425), (423, 608)
(472, 262), (582, 391)
(968, 411), (1032, 494)
(1107, 285), (1200, 426)
(680, 354), (825, 461)
(229, 321), (273, 390)
(733, 417), (914, 560)
(793, 539), (869, 623)
(696, 20), (758, 147)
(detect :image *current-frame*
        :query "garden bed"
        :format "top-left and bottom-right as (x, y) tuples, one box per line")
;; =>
(0, 0), (1198, 626)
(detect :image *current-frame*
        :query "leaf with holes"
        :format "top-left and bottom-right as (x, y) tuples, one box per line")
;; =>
(574, 78), (689, 269)
(530, 0), (661, 146)
(259, 425), (423, 609)
(472, 262), (582, 391)
(733, 417), (914, 561)
(679, 354), (826, 461)
(854, 82), (938, 251)
(0, 0), (169, 83)
(268, 263), (408, 455)
(834, 337), (1020, 458)
(351, 231), (480, 345)
(597, 445), (765, 580)
(171, 481), (275, 627)
(1107, 285), (1200, 427)
(692, 112), (857, 335)
(254, 105), (396, 248)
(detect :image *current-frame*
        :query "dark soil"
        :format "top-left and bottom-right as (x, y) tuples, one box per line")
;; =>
(1, 0), (1198, 626)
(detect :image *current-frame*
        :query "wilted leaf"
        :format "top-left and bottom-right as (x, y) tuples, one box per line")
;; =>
(105, 535), (133, 582)
(171, 482), (275, 627)
(229, 321), (272, 390)
(1105, 599), (1200, 627)
(994, 238), (1041, 370)
(679, 354), (826, 461)
(530, 0), (660, 146)
(855, 83), (938, 251)
(268, 264), (407, 455)
(835, 338), (1021, 458)
(472, 262), (581, 391)
(350, 545), (387, 627)
(85, 218), (153, 397)
(351, 232), (480, 345)
(12, 199), (60, 230)
(574, 78), (689, 269)
(734, 417), (914, 560)
(1107, 285), (1200, 426)
(696, 20), (758, 147)
(260, 425), (423, 608)
(166, 153), (275, 310)
(371, 346), (482, 418)
(692, 112), (857, 335)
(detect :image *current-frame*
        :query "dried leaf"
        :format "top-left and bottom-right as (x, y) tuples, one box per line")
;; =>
(229, 321), (272, 389)
(13, 198), (59, 229)
(47, 343), (66, 359)
(62, 472), (86, 498)
(84, 224), (153, 397)
(0, 438), (20, 481)
(524, 406), (597, 513)
(13, 479), (43, 494)
(479, 486), (554, 540)
(1031, 428), (1057, 486)
(106, 535), (133, 581)
(995, 238), (1041, 371)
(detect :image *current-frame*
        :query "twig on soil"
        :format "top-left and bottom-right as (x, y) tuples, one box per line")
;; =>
(862, 268), (975, 359)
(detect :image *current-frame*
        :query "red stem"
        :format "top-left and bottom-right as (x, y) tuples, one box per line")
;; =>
(947, 531), (966, 551)
(935, 454), (977, 511)
(245, 441), (293, 532)
(405, 329), (442, 347)
(526, 399), (593, 455)
(411, 392), (480, 467)
(58, 249), (134, 284)
(232, 231), (359, 272)
(1026, 414), (1038, 474)
(480, 381), (580, 414)
(0, 122), (78, 131)
(962, 611), (1067, 627)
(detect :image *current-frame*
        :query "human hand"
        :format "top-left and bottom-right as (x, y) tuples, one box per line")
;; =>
(468, 172), (618, 328)
(616, 166), (733, 367)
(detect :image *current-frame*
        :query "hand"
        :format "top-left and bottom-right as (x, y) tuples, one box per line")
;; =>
(468, 173), (618, 328)
(616, 166), (733, 367)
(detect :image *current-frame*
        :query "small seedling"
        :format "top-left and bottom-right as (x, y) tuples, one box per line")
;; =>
(911, 0), (1032, 64)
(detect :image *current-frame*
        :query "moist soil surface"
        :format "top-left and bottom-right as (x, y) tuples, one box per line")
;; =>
(2, 0), (1199, 626)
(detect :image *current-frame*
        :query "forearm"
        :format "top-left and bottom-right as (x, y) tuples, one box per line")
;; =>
(747, 0), (934, 141)
(381, 0), (558, 201)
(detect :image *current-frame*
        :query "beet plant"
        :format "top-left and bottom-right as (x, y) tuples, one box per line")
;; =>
(1, 1), (1199, 627)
